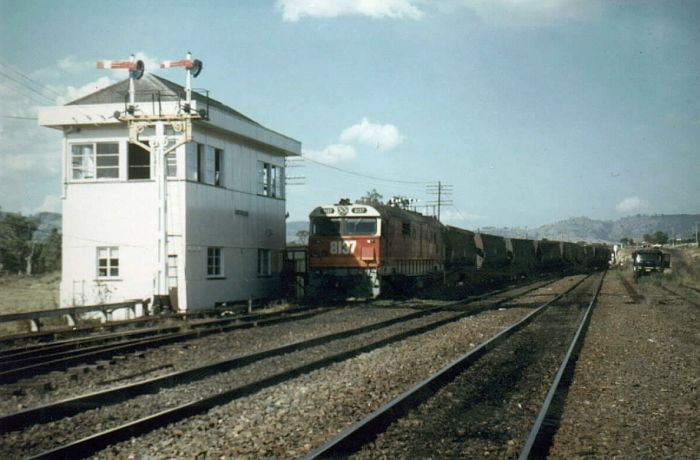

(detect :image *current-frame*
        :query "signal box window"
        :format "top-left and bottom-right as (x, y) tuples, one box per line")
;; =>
(166, 153), (177, 178)
(257, 161), (284, 198)
(258, 249), (271, 276)
(215, 148), (223, 186)
(97, 247), (119, 278)
(207, 247), (223, 278)
(71, 142), (119, 180)
(128, 142), (150, 179)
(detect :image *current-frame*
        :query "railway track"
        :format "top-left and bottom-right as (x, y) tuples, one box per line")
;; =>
(616, 272), (645, 303)
(657, 285), (700, 308)
(0, 278), (563, 459)
(0, 309), (231, 348)
(0, 306), (331, 383)
(680, 283), (700, 295)
(305, 272), (604, 459)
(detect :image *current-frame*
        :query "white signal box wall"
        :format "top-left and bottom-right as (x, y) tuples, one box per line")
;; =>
(38, 74), (300, 311)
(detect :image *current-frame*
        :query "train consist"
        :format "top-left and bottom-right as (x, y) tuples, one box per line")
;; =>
(308, 202), (610, 298)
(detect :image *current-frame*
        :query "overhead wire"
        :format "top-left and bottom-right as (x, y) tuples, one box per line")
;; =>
(0, 62), (66, 100)
(0, 68), (55, 103)
(302, 155), (432, 185)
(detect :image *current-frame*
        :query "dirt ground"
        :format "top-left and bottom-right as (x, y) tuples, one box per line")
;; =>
(549, 247), (699, 459)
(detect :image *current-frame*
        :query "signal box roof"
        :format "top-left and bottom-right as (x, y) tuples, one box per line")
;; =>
(67, 73), (261, 126)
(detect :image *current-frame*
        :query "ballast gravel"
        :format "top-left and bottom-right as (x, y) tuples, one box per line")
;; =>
(0, 306), (411, 413)
(94, 306), (536, 459)
(548, 271), (699, 459)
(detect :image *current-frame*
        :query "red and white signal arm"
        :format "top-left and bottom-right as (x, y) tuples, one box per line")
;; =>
(96, 59), (144, 79)
(161, 58), (203, 77)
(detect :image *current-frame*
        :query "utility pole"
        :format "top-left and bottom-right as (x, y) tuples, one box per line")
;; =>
(426, 181), (453, 222)
(696, 222), (699, 247)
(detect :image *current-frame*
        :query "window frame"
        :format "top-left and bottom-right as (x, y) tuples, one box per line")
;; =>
(127, 141), (151, 180)
(257, 161), (285, 199)
(96, 246), (120, 279)
(69, 141), (120, 181)
(207, 247), (224, 278)
(214, 148), (224, 186)
(257, 249), (272, 277)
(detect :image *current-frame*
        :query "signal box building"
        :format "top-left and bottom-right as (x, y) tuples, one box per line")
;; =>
(38, 73), (300, 311)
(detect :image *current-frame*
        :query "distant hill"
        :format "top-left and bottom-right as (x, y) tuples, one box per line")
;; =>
(482, 214), (700, 243)
(9, 212), (695, 246)
(287, 214), (700, 244)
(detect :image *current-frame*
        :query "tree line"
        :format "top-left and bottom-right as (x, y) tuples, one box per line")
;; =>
(0, 210), (61, 275)
(620, 230), (670, 246)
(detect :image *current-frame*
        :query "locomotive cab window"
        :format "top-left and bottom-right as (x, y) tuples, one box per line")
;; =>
(311, 217), (378, 236)
(312, 217), (341, 236)
(345, 218), (377, 235)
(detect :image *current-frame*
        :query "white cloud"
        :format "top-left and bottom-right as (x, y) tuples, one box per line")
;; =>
(419, 0), (600, 26)
(340, 117), (404, 151)
(30, 194), (62, 214)
(303, 144), (357, 164)
(57, 56), (94, 73)
(277, 0), (424, 21)
(616, 196), (649, 214)
(441, 209), (486, 221)
(55, 76), (115, 105)
(132, 51), (161, 76)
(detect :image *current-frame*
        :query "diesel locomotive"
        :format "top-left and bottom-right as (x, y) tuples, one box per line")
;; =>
(308, 202), (610, 299)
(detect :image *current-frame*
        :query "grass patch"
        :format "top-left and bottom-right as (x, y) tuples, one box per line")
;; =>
(0, 272), (61, 335)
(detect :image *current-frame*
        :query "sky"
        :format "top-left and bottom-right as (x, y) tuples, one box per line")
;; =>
(0, 0), (698, 229)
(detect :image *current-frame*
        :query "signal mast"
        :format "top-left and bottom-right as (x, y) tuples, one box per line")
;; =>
(97, 52), (205, 308)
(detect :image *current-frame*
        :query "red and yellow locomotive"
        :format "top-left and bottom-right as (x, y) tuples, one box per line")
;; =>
(308, 203), (444, 298)
(307, 201), (611, 299)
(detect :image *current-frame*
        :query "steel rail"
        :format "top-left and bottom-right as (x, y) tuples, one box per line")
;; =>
(518, 270), (606, 459)
(617, 272), (645, 303)
(1, 277), (556, 382)
(0, 314), (179, 348)
(0, 325), (183, 364)
(658, 285), (700, 308)
(20, 279), (562, 458)
(303, 274), (593, 459)
(0, 308), (330, 383)
(2, 279), (552, 433)
(0, 304), (323, 358)
(679, 283), (700, 295)
(0, 304), (320, 349)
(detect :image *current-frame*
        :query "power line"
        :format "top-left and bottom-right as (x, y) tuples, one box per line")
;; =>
(0, 62), (66, 100)
(0, 69), (55, 103)
(0, 81), (55, 107)
(303, 155), (431, 185)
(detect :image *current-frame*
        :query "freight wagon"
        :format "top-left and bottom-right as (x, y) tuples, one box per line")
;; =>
(308, 202), (609, 299)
